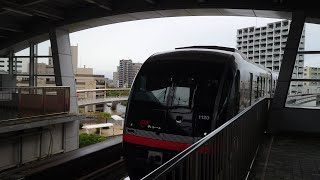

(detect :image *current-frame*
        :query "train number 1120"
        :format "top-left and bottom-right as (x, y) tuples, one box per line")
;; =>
(198, 115), (210, 120)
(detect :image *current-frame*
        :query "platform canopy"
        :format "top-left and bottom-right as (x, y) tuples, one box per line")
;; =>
(0, 0), (319, 55)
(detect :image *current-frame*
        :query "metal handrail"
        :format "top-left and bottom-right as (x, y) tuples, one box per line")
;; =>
(142, 98), (269, 180)
(76, 88), (130, 93)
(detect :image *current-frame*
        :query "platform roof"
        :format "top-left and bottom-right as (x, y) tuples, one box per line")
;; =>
(0, 0), (318, 55)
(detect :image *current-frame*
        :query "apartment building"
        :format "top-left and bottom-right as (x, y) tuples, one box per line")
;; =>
(114, 60), (142, 88)
(236, 20), (305, 94)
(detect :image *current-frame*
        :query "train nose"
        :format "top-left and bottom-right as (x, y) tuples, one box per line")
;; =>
(147, 155), (162, 164)
(153, 155), (162, 163)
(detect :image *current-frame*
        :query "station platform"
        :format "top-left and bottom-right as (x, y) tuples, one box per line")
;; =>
(249, 134), (320, 180)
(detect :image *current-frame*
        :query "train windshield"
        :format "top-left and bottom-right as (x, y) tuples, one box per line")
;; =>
(133, 74), (194, 108)
(127, 60), (225, 137)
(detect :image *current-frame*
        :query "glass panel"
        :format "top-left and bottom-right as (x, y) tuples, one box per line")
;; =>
(303, 23), (320, 51)
(36, 40), (51, 56)
(16, 75), (56, 87)
(36, 57), (53, 75)
(286, 81), (320, 108)
(15, 48), (30, 56)
(172, 87), (190, 107)
(37, 76), (56, 87)
(16, 75), (29, 87)
(15, 57), (29, 74)
(0, 57), (9, 74)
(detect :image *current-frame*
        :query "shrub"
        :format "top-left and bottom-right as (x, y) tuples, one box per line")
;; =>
(79, 133), (107, 148)
(120, 101), (128, 106)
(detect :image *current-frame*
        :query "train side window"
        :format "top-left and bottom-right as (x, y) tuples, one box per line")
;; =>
(255, 77), (259, 99)
(235, 71), (240, 113)
(261, 77), (264, 97)
(249, 73), (253, 105)
(268, 78), (271, 95)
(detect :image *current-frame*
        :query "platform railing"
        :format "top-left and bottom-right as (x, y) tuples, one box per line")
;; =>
(0, 86), (70, 121)
(142, 98), (269, 180)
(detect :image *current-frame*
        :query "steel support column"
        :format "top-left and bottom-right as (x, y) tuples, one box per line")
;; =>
(8, 50), (14, 75)
(29, 43), (35, 86)
(271, 12), (305, 110)
(49, 27), (79, 152)
(34, 44), (38, 86)
(269, 12), (305, 134)
(49, 27), (78, 113)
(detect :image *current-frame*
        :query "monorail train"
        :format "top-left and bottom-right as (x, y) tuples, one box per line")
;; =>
(122, 46), (278, 179)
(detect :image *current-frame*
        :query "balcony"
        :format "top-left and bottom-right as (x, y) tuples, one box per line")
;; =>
(0, 87), (70, 121)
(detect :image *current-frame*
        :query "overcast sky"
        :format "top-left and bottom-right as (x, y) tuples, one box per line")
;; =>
(34, 16), (320, 79)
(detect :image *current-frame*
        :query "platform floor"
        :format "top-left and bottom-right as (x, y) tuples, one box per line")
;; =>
(249, 134), (320, 180)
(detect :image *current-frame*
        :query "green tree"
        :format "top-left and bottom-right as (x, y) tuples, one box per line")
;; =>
(95, 112), (111, 123)
(106, 90), (130, 97)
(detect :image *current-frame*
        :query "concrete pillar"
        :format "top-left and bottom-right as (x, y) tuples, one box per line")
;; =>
(49, 27), (78, 113)
(104, 103), (108, 112)
(271, 12), (305, 110)
(49, 27), (79, 152)
(111, 102), (118, 111)
(103, 103), (111, 113)
(316, 95), (320, 106)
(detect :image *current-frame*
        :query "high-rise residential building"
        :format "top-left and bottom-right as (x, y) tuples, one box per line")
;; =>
(113, 71), (119, 87)
(118, 60), (131, 88)
(303, 66), (320, 94)
(116, 60), (142, 88)
(236, 20), (305, 94)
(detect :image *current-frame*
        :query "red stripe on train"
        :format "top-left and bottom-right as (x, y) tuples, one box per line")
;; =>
(123, 134), (192, 151)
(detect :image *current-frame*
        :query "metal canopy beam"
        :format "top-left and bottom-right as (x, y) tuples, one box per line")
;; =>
(1, 0), (63, 20)
(0, 26), (23, 32)
(84, 0), (112, 11)
(271, 11), (306, 110)
(145, 0), (156, 4)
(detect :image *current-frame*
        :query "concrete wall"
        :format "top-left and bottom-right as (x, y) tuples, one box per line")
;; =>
(0, 74), (16, 87)
(0, 121), (79, 171)
(269, 107), (320, 134)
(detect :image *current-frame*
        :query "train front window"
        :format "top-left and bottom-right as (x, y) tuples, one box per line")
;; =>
(132, 75), (170, 106)
(172, 87), (190, 107)
(128, 60), (226, 135)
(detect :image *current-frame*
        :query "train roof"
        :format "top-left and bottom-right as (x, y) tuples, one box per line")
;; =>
(149, 45), (275, 74)
(151, 45), (237, 60)
(175, 46), (273, 73)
